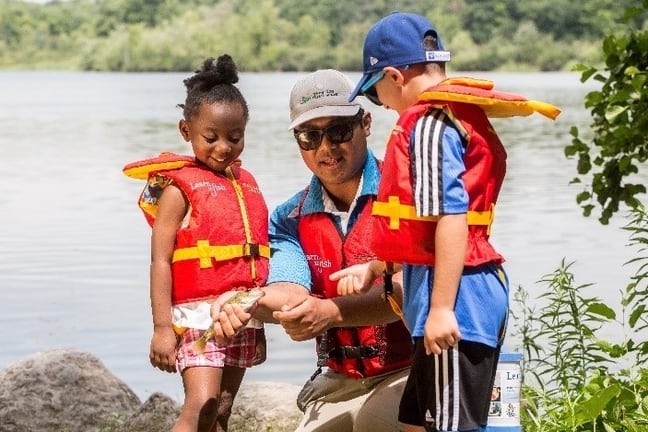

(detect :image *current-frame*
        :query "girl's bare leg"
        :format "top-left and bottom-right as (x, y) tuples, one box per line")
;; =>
(213, 366), (246, 432)
(173, 366), (223, 432)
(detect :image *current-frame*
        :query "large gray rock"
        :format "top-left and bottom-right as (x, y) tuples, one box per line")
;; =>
(0, 348), (141, 432)
(0, 349), (302, 431)
(120, 382), (301, 432)
(230, 381), (301, 431)
(120, 391), (181, 431)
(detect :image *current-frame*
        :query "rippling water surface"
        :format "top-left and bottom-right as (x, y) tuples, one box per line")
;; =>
(0, 71), (636, 402)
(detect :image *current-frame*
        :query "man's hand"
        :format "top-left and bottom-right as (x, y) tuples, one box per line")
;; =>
(272, 296), (335, 341)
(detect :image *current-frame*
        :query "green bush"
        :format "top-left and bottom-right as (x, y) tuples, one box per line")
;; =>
(511, 205), (648, 431)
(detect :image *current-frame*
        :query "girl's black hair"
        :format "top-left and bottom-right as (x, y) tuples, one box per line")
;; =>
(178, 54), (249, 121)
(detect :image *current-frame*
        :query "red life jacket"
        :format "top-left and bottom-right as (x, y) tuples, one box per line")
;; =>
(372, 78), (560, 266)
(123, 153), (269, 305)
(297, 190), (411, 379)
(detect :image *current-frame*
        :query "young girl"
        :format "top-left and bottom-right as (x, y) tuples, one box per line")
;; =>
(123, 54), (269, 432)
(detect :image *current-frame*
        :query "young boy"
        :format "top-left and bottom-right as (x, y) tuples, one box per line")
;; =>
(341, 11), (560, 432)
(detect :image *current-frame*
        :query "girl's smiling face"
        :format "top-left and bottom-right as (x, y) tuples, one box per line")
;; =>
(179, 101), (246, 173)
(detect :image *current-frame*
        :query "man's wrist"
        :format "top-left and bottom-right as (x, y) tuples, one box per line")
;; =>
(326, 297), (345, 326)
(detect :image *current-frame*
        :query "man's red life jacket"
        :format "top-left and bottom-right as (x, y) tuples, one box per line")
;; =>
(297, 192), (411, 378)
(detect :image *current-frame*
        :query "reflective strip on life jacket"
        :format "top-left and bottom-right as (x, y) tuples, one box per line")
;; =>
(172, 240), (271, 268)
(372, 196), (495, 234)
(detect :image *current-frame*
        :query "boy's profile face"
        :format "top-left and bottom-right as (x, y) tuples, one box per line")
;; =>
(372, 64), (447, 114)
(372, 67), (412, 114)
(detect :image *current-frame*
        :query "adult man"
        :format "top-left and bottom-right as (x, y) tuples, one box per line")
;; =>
(212, 69), (412, 431)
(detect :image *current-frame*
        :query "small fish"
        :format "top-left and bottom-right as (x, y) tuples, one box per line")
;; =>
(193, 288), (265, 354)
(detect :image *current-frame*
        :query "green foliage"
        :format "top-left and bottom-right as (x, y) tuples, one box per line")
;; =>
(511, 205), (648, 432)
(0, 0), (632, 71)
(565, 2), (648, 224)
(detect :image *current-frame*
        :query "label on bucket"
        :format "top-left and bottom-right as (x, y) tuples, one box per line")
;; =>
(488, 352), (521, 426)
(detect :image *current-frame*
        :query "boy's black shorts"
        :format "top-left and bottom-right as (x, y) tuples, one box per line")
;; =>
(398, 339), (500, 431)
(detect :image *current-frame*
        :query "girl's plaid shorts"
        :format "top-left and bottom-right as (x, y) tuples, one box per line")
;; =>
(175, 327), (259, 372)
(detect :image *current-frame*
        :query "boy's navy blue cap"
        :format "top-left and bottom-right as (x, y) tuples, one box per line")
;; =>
(349, 11), (450, 102)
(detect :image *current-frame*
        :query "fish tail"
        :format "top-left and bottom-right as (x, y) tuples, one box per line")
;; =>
(192, 327), (213, 354)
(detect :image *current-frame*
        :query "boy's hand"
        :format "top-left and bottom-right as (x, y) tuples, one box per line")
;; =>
(424, 308), (461, 355)
(330, 261), (383, 296)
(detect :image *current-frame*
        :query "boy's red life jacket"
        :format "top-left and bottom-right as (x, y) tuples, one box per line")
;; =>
(297, 192), (411, 379)
(123, 153), (269, 305)
(372, 77), (560, 266)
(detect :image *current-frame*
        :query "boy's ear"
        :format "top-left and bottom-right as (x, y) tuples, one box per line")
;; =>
(178, 119), (190, 141)
(384, 66), (406, 87)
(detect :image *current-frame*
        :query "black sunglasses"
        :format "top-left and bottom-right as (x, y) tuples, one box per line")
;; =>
(363, 86), (383, 106)
(294, 110), (363, 151)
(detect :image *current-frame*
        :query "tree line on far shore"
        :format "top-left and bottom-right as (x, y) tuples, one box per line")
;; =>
(1, 0), (645, 72)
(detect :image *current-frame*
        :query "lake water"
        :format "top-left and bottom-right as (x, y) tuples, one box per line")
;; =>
(0, 71), (638, 403)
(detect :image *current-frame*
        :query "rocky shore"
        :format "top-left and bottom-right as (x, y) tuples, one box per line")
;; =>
(0, 348), (302, 432)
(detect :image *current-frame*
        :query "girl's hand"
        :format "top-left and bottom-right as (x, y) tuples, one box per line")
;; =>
(209, 291), (253, 344)
(149, 326), (177, 373)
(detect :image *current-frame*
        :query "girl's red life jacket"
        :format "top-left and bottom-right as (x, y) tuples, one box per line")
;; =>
(297, 191), (411, 379)
(371, 77), (560, 266)
(123, 153), (269, 305)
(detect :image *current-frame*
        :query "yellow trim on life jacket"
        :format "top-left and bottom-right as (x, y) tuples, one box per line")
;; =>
(443, 77), (495, 90)
(372, 196), (495, 234)
(173, 325), (187, 336)
(418, 77), (561, 120)
(172, 240), (271, 268)
(123, 153), (196, 180)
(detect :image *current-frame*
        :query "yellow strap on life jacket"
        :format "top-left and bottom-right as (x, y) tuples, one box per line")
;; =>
(172, 240), (271, 268)
(225, 166), (263, 282)
(380, 261), (407, 326)
(384, 292), (405, 320)
(372, 196), (495, 234)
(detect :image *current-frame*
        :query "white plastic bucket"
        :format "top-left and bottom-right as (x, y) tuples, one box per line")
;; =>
(486, 352), (522, 432)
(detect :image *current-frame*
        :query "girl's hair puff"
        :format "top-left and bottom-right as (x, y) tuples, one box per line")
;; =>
(178, 54), (249, 121)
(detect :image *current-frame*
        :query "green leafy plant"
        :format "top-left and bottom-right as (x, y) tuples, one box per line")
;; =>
(565, 2), (648, 225)
(511, 205), (648, 432)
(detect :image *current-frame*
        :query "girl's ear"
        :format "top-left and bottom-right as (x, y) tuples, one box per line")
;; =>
(178, 119), (190, 141)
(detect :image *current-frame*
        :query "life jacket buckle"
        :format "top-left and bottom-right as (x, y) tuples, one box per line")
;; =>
(243, 243), (260, 257)
(328, 345), (380, 360)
